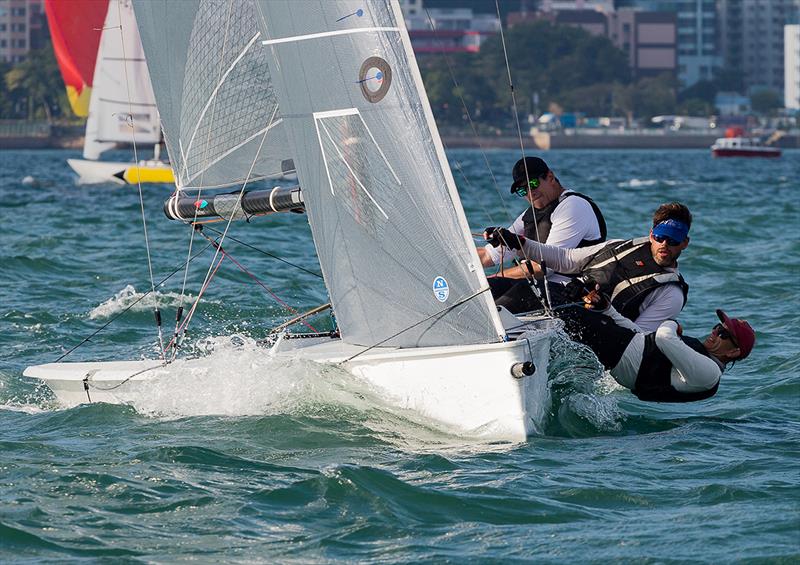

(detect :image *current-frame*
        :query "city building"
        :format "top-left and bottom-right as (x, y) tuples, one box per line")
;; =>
(405, 7), (500, 53)
(540, 0), (615, 12)
(608, 9), (677, 78)
(509, 6), (677, 79)
(717, 0), (800, 96)
(786, 24), (800, 109)
(0, 0), (45, 64)
(399, 0), (424, 18)
(625, 0), (720, 88)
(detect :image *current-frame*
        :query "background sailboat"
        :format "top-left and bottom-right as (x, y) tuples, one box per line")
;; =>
(25, 0), (555, 439)
(46, 0), (173, 184)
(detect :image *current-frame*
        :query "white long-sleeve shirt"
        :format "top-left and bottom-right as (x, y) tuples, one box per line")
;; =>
(519, 238), (685, 332)
(483, 191), (602, 284)
(602, 310), (723, 392)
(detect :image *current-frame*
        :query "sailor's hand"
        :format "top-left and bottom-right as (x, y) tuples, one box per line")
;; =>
(583, 284), (610, 311)
(484, 227), (525, 250)
(564, 279), (592, 302)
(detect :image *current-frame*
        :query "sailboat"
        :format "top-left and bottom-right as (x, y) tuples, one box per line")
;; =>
(47, 0), (173, 184)
(24, 0), (555, 439)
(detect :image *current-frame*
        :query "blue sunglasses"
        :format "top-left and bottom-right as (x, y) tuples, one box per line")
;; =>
(653, 234), (682, 247)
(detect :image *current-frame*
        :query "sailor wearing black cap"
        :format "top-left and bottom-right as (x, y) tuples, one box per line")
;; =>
(477, 156), (606, 283)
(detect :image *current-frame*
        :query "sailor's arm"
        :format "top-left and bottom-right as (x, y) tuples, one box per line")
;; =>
(633, 285), (686, 333)
(519, 239), (605, 277)
(655, 321), (722, 391)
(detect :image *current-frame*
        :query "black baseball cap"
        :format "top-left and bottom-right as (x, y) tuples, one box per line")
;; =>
(510, 157), (549, 193)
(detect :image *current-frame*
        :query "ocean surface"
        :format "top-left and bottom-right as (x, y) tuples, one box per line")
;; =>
(1, 148), (798, 562)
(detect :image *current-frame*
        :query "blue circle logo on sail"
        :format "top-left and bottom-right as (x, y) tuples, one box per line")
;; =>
(358, 56), (392, 103)
(433, 276), (449, 302)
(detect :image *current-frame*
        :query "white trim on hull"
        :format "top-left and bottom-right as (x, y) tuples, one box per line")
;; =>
(23, 321), (555, 440)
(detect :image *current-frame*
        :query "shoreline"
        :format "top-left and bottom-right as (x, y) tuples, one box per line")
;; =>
(2, 124), (798, 151)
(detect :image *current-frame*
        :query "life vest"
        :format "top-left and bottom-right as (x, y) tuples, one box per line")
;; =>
(522, 191), (607, 247)
(632, 333), (720, 402)
(576, 237), (689, 321)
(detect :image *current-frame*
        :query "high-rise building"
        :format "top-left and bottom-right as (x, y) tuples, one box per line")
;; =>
(718, 0), (800, 95)
(786, 24), (800, 109)
(0, 0), (45, 64)
(629, 0), (720, 88)
(399, 0), (424, 18)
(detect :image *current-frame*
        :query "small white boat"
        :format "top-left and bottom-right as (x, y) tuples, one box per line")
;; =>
(711, 137), (782, 158)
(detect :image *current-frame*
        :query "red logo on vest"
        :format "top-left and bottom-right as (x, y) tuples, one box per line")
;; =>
(635, 260), (645, 267)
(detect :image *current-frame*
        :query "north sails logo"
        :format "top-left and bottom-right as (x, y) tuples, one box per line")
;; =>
(433, 276), (449, 302)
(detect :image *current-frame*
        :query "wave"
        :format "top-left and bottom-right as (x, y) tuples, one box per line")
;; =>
(88, 285), (213, 320)
(616, 178), (680, 188)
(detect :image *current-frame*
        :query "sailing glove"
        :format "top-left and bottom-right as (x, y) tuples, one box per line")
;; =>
(484, 227), (525, 251)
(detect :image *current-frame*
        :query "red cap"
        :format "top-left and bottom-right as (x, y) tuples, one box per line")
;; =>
(716, 310), (755, 360)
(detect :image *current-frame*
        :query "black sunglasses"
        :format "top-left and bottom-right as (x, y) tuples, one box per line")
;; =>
(713, 323), (738, 345)
(653, 234), (682, 247)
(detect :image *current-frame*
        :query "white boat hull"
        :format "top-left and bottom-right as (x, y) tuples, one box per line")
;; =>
(67, 158), (174, 184)
(23, 321), (555, 440)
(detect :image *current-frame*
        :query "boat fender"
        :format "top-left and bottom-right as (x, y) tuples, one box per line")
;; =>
(510, 361), (536, 379)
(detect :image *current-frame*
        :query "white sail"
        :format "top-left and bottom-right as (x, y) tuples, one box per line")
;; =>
(255, 0), (504, 348)
(84, 0), (161, 160)
(132, 0), (292, 190)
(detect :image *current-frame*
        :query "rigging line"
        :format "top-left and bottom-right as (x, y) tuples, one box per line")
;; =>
(116, 0), (166, 357)
(53, 241), (216, 363)
(423, 8), (514, 228)
(165, 253), (226, 356)
(200, 225), (323, 279)
(195, 229), (318, 332)
(425, 8), (538, 294)
(85, 363), (167, 392)
(191, 104), (278, 320)
(493, 0), (553, 315)
(174, 0), (244, 350)
(340, 287), (493, 364)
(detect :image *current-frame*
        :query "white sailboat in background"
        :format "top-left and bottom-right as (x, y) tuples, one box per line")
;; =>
(25, 0), (555, 439)
(67, 0), (173, 185)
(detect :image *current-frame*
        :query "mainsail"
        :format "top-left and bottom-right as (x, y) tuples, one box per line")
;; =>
(44, 0), (107, 117)
(133, 0), (292, 190)
(84, 0), (161, 160)
(255, 0), (503, 347)
(134, 0), (503, 348)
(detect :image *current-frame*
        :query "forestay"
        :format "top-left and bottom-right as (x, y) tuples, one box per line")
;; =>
(256, 0), (503, 347)
(132, 0), (292, 189)
(84, 0), (161, 160)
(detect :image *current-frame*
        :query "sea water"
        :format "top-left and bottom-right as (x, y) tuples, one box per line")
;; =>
(1, 148), (798, 561)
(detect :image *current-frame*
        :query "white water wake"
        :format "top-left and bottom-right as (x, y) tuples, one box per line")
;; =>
(89, 285), (214, 320)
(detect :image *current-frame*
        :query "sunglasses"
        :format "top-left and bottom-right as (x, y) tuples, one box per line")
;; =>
(713, 323), (738, 345)
(514, 178), (541, 197)
(653, 234), (682, 247)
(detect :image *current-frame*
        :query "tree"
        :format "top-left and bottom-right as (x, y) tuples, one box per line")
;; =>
(4, 47), (68, 120)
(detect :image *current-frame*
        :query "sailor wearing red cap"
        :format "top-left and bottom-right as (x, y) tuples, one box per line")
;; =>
(558, 304), (756, 402)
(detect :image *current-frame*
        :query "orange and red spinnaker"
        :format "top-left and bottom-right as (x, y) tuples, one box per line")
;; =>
(44, 0), (108, 117)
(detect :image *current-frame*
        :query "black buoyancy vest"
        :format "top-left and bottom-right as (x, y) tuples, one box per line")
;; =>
(632, 333), (720, 402)
(577, 237), (689, 321)
(521, 192), (607, 247)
